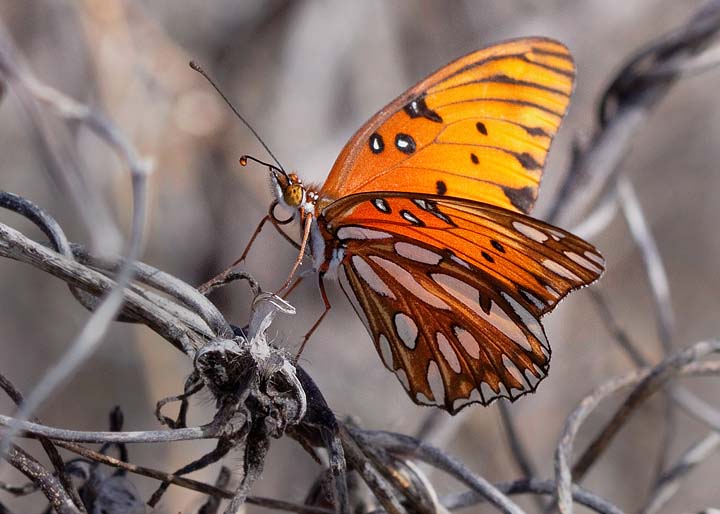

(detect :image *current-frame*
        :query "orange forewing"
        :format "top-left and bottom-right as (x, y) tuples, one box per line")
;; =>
(320, 37), (574, 214)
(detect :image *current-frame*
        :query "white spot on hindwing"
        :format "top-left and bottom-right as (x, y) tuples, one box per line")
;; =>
(432, 273), (482, 315)
(450, 254), (472, 269)
(396, 368), (410, 390)
(502, 355), (527, 392)
(338, 267), (370, 329)
(480, 382), (497, 402)
(394, 242), (442, 265)
(452, 388), (482, 411)
(401, 210), (422, 225)
(565, 251), (603, 274)
(337, 227), (391, 240)
(453, 326), (480, 359)
(542, 259), (581, 281)
(512, 220), (548, 242)
(548, 228), (565, 241)
(370, 256), (450, 309)
(436, 333), (462, 373)
(426, 360), (445, 405)
(501, 292), (548, 350)
(378, 334), (393, 368)
(433, 273), (532, 352)
(584, 250), (605, 266)
(525, 365), (545, 388)
(545, 285), (561, 299)
(352, 256), (396, 298)
(520, 289), (545, 310)
(394, 312), (418, 349)
(412, 198), (428, 210)
(416, 392), (433, 405)
(372, 198), (391, 213)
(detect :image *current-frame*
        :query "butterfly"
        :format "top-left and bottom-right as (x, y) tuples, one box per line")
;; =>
(241, 37), (604, 414)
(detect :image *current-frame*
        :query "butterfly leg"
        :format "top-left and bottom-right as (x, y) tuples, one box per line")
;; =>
(198, 202), (301, 294)
(276, 212), (312, 294)
(281, 276), (304, 300)
(235, 200), (302, 266)
(293, 274), (331, 362)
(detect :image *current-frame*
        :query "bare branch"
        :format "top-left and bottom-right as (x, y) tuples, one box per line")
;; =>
(4, 444), (81, 514)
(545, 1), (720, 225)
(617, 177), (675, 350)
(555, 341), (720, 514)
(443, 479), (624, 514)
(352, 429), (527, 514)
(639, 432), (720, 514)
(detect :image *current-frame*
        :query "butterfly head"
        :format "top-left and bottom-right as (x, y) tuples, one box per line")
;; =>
(240, 154), (316, 214)
(277, 172), (305, 208)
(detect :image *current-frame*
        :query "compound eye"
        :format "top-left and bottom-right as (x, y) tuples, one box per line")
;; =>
(283, 184), (304, 207)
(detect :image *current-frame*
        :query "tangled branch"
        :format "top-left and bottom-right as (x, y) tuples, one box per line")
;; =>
(1, 1), (720, 513)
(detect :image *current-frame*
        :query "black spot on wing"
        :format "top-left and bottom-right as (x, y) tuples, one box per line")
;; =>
(491, 240), (505, 253)
(404, 94), (443, 123)
(501, 185), (535, 213)
(516, 152), (542, 170)
(476, 121), (488, 135)
(470, 153), (479, 164)
(481, 251), (494, 263)
(395, 133), (416, 154)
(525, 126), (550, 137)
(436, 180), (447, 195)
(369, 133), (384, 154)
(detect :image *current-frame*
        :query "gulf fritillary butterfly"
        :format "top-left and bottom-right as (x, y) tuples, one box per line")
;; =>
(242, 37), (604, 414)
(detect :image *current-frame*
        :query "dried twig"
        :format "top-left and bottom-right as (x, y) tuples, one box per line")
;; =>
(4, 444), (81, 514)
(352, 429), (527, 514)
(545, 0), (720, 225)
(443, 479), (624, 514)
(555, 341), (720, 514)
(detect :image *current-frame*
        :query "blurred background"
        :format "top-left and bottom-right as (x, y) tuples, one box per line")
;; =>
(0, 0), (719, 512)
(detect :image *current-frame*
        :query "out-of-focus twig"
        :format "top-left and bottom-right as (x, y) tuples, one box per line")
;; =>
(638, 431), (720, 514)
(570, 343), (720, 481)
(55, 439), (334, 514)
(554, 340), (720, 514)
(71, 243), (232, 338)
(545, 1), (720, 225)
(0, 416), (211, 443)
(0, 17), (157, 469)
(0, 20), (122, 252)
(0, 220), (198, 354)
(616, 175), (677, 477)
(0, 171), (147, 454)
(352, 429), (527, 514)
(0, 373), (85, 512)
(617, 177), (675, 350)
(497, 401), (544, 512)
(443, 478), (624, 514)
(340, 426), (407, 514)
(4, 444), (81, 514)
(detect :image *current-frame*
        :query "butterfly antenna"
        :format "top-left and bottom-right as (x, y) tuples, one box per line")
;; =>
(239, 155), (287, 177)
(189, 60), (286, 173)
